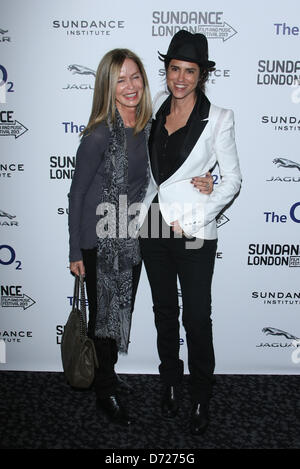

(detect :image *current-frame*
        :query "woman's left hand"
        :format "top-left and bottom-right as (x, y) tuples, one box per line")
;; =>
(170, 220), (183, 235)
(191, 172), (213, 194)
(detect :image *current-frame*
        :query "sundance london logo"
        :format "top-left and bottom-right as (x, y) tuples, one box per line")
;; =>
(1, 285), (36, 310)
(247, 243), (300, 267)
(152, 11), (237, 41)
(0, 111), (28, 138)
(257, 60), (300, 86)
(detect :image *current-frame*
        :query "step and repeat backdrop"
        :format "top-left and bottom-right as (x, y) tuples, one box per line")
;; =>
(1, 0), (299, 374)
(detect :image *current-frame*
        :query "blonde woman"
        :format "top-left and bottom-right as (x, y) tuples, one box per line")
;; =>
(68, 49), (152, 426)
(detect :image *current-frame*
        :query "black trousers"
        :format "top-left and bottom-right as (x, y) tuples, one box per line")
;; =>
(140, 235), (217, 404)
(82, 248), (141, 398)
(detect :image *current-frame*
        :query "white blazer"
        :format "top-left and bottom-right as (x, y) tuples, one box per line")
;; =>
(138, 94), (242, 239)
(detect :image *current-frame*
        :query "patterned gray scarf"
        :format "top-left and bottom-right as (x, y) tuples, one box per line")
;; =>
(95, 110), (151, 353)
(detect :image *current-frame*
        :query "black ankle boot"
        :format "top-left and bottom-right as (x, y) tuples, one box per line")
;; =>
(161, 385), (180, 418)
(97, 395), (132, 426)
(114, 373), (133, 393)
(190, 403), (209, 435)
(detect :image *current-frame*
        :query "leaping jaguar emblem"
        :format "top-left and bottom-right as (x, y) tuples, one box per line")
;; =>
(0, 210), (16, 219)
(67, 64), (96, 77)
(273, 158), (300, 171)
(262, 327), (299, 340)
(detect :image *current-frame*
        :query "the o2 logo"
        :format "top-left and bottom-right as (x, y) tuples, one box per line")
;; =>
(0, 65), (14, 103)
(264, 202), (300, 224)
(290, 202), (300, 223)
(0, 245), (22, 270)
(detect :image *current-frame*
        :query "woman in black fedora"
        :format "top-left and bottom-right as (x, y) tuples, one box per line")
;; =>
(139, 30), (242, 435)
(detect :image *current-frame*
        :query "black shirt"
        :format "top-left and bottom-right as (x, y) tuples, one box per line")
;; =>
(147, 94), (201, 238)
(156, 125), (188, 185)
(147, 117), (190, 239)
(153, 96), (199, 185)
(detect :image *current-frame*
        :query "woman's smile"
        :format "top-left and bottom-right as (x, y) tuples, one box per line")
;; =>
(115, 58), (144, 110)
(167, 59), (200, 101)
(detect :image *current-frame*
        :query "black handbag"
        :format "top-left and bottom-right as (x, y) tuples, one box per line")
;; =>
(61, 275), (99, 388)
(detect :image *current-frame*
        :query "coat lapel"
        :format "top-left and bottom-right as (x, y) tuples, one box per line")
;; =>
(173, 91), (210, 173)
(149, 91), (211, 184)
(148, 98), (170, 184)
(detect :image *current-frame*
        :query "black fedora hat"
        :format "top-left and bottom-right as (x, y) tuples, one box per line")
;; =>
(158, 30), (215, 69)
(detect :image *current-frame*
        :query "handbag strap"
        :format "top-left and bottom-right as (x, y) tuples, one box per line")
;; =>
(72, 275), (88, 337)
(72, 275), (80, 312)
(79, 275), (88, 337)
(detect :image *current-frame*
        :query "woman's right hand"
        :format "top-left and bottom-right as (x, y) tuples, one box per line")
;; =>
(70, 260), (85, 277)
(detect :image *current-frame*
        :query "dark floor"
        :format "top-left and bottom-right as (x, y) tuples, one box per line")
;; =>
(0, 372), (299, 450)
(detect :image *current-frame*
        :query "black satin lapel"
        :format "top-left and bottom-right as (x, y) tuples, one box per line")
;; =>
(174, 93), (211, 172)
(149, 95), (173, 184)
(148, 117), (161, 184)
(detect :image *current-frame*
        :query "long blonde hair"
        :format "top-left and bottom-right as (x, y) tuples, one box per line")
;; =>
(82, 49), (152, 136)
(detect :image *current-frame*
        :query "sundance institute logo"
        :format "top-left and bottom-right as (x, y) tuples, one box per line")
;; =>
(52, 19), (125, 37)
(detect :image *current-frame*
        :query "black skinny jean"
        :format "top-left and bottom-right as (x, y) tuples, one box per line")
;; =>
(82, 248), (141, 398)
(140, 234), (217, 404)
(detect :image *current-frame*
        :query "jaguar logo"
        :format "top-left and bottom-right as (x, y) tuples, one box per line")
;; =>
(67, 64), (96, 77)
(0, 210), (15, 219)
(262, 327), (299, 340)
(273, 158), (300, 171)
